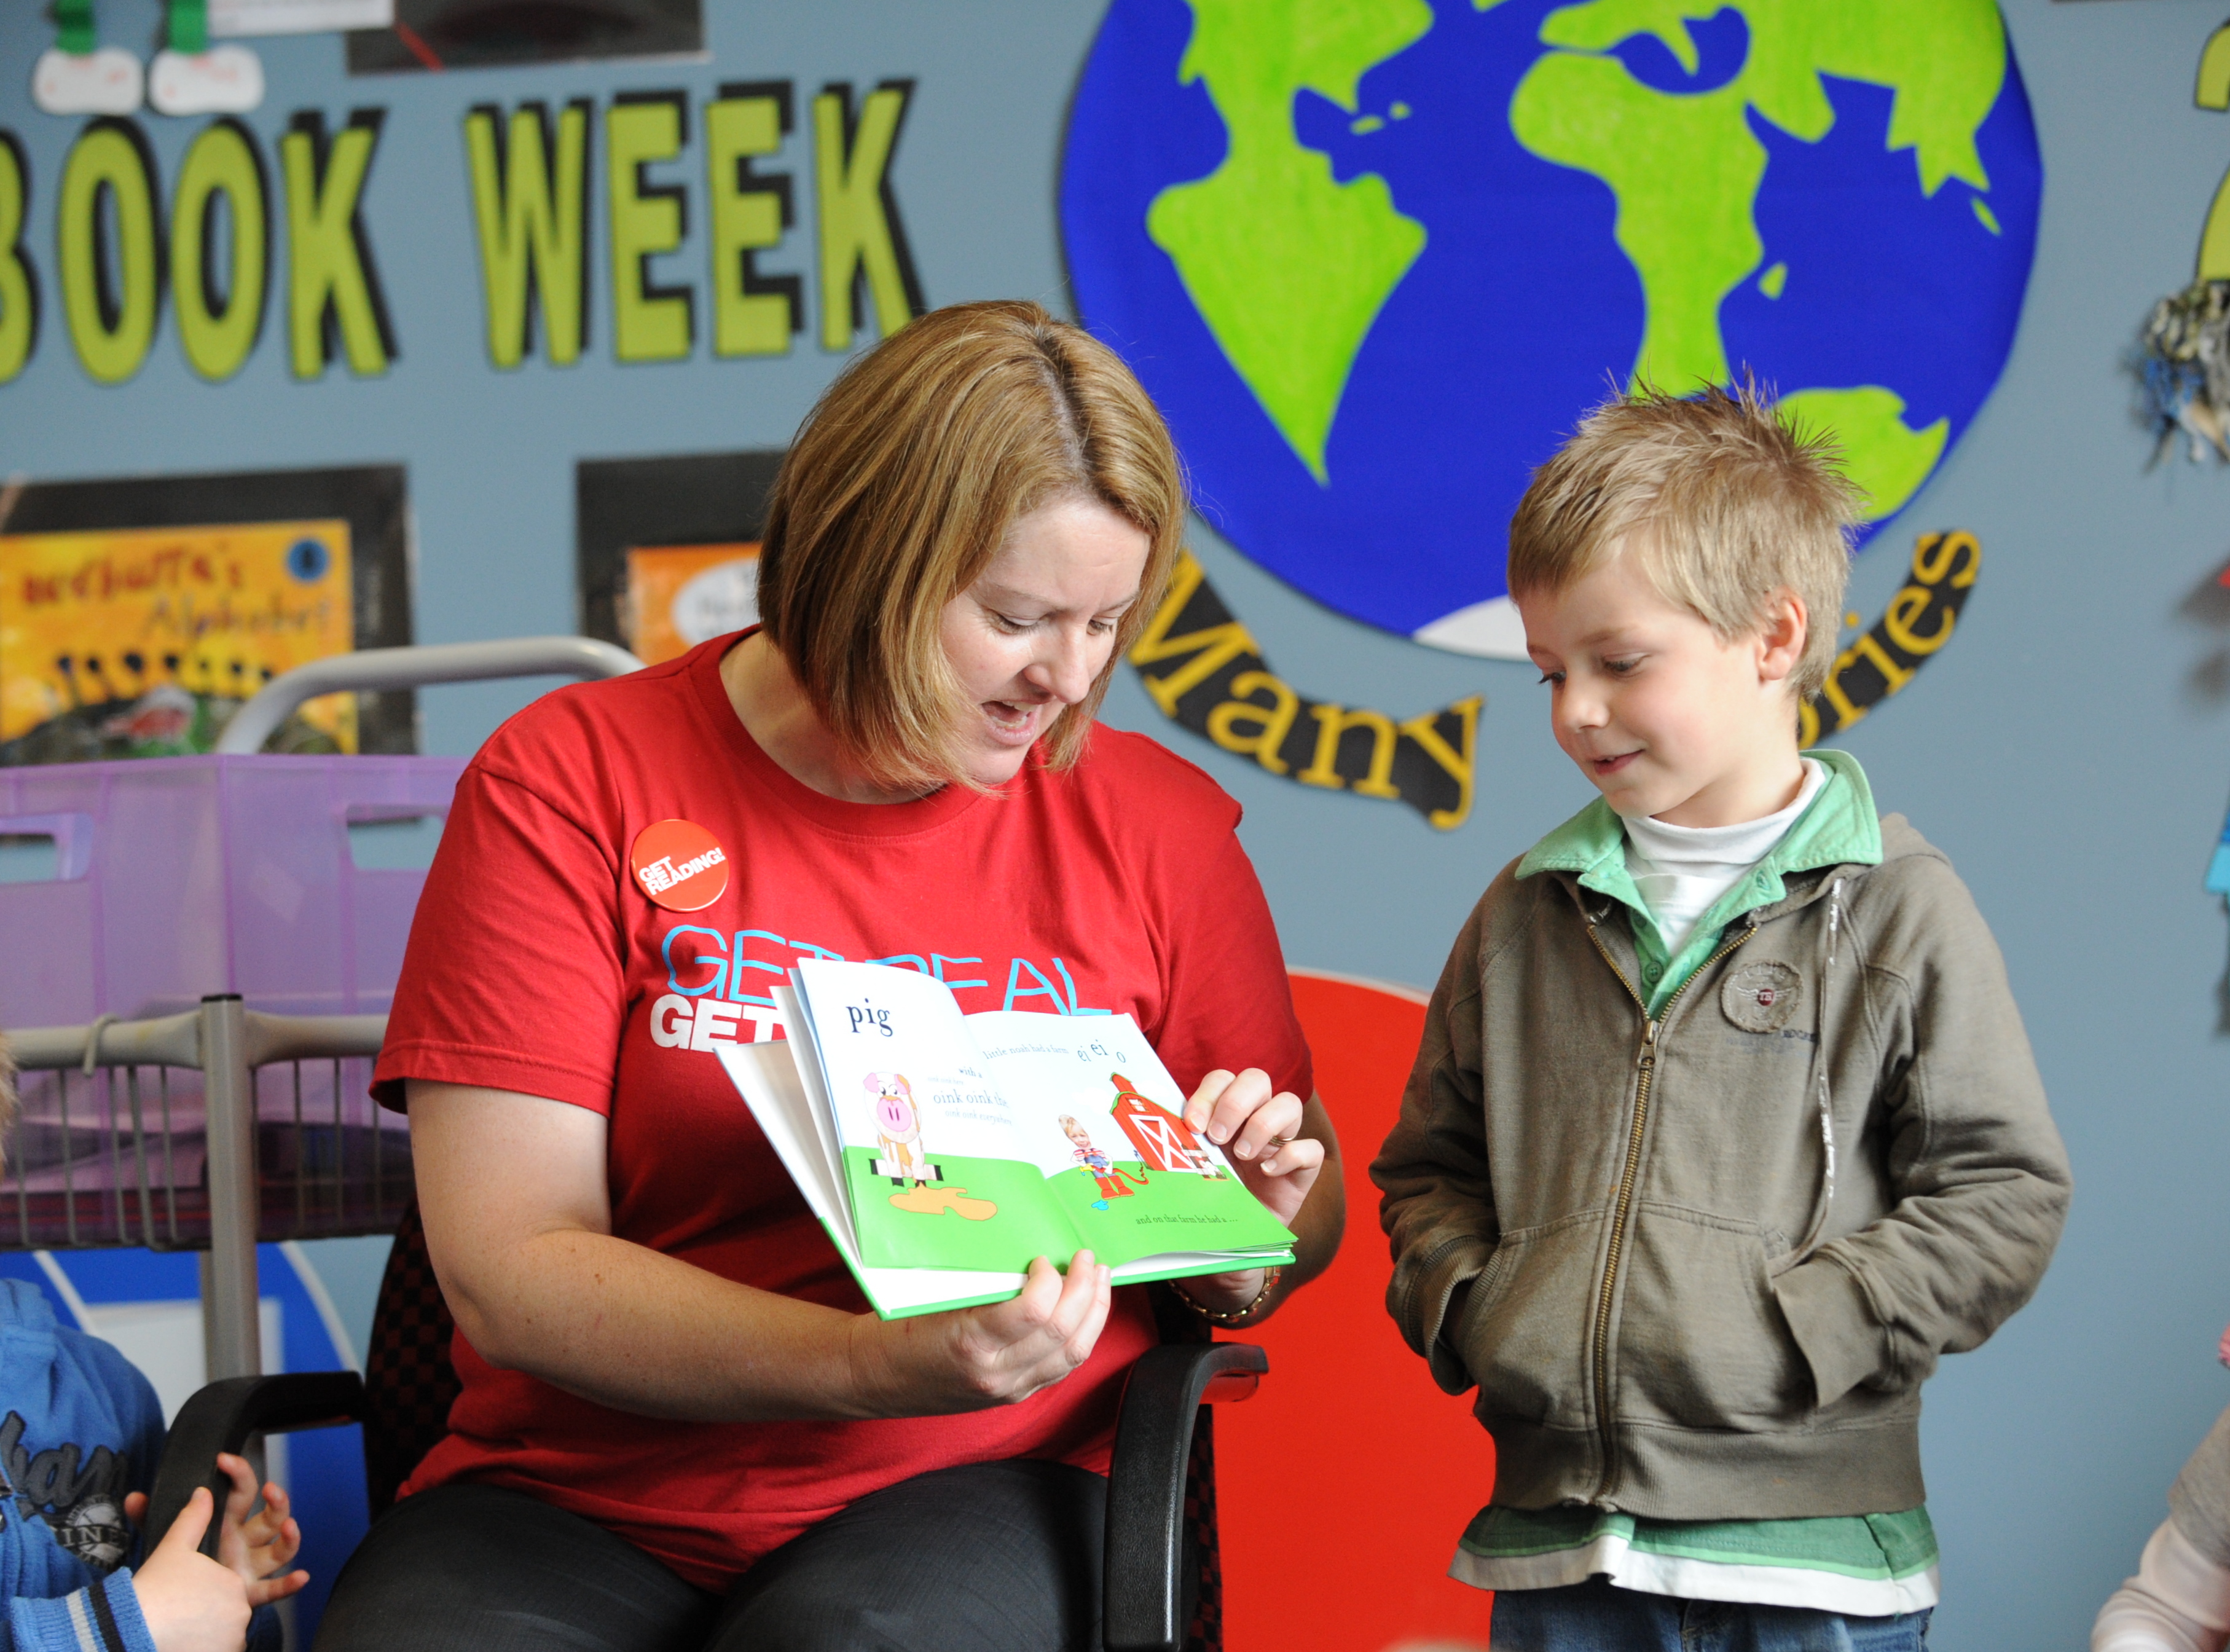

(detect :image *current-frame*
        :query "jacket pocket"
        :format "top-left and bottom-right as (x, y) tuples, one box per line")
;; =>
(1617, 1203), (1809, 1430)
(1459, 1210), (1606, 1431)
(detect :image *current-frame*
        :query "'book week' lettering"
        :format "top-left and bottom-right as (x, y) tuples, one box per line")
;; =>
(0, 79), (921, 385)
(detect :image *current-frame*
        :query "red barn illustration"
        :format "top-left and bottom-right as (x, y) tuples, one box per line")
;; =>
(1107, 1074), (1227, 1178)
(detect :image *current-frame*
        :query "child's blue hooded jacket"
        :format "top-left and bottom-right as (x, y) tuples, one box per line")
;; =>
(0, 1276), (164, 1652)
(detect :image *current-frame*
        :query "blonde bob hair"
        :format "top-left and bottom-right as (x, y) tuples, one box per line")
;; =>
(756, 301), (1186, 792)
(1506, 380), (1862, 699)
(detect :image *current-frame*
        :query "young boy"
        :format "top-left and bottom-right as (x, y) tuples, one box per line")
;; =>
(1372, 384), (2071, 1648)
(0, 1039), (308, 1652)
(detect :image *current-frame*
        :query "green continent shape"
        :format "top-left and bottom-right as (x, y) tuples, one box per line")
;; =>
(1148, 0), (1433, 482)
(1510, 0), (2006, 519)
(1777, 387), (1948, 520)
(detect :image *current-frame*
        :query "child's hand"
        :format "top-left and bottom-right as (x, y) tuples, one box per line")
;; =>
(130, 1487), (251, 1652)
(211, 1452), (308, 1605)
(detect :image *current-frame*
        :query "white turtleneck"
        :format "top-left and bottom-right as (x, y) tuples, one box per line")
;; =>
(1622, 758), (1827, 955)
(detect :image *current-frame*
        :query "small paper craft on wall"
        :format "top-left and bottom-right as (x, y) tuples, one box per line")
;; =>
(32, 0), (280, 118)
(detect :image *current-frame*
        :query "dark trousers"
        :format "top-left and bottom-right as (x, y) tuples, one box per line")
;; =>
(1490, 1577), (1932, 1652)
(312, 1460), (1109, 1652)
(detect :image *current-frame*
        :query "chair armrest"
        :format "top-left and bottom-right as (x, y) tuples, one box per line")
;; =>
(1104, 1341), (1268, 1652)
(147, 1373), (367, 1557)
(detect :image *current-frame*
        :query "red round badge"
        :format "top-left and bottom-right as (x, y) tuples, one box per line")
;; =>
(629, 819), (730, 912)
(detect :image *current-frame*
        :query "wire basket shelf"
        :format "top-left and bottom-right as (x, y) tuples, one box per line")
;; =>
(5, 1005), (406, 1253)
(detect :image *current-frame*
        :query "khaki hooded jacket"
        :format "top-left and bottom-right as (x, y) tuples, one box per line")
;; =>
(1372, 769), (2071, 1520)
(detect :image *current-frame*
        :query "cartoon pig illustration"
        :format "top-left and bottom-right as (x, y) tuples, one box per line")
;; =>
(866, 1072), (932, 1187)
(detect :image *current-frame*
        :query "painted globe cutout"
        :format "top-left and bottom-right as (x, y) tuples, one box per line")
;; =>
(1061, 0), (2042, 655)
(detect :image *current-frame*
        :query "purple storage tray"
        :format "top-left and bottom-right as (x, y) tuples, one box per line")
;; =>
(0, 753), (465, 1029)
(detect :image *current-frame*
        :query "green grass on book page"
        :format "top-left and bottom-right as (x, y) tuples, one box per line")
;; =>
(846, 1149), (1077, 1271)
(1042, 1158), (1295, 1258)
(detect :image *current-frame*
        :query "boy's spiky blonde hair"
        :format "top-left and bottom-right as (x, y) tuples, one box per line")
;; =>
(1507, 380), (1863, 699)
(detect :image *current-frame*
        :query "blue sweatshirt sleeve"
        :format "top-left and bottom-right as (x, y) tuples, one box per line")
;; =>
(4, 1567), (158, 1652)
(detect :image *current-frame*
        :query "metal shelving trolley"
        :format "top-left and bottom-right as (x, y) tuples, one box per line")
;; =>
(1, 638), (642, 1380)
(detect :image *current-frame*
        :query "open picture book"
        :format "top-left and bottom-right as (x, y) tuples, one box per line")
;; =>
(715, 958), (1298, 1319)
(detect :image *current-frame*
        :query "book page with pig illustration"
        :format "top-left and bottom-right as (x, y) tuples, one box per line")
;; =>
(717, 958), (1294, 1318)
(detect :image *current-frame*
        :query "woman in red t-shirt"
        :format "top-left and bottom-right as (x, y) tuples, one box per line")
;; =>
(319, 302), (1344, 1652)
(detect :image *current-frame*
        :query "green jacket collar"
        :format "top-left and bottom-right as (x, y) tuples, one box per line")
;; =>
(1517, 750), (1883, 1013)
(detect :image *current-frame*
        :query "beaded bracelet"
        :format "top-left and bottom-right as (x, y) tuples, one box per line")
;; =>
(1171, 1265), (1283, 1325)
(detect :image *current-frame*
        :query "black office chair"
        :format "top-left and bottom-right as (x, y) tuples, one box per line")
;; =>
(149, 1201), (1267, 1652)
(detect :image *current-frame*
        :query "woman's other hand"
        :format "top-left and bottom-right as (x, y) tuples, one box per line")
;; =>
(854, 1251), (1113, 1414)
(1183, 1068), (1324, 1225)
(1174, 1072), (1345, 1323)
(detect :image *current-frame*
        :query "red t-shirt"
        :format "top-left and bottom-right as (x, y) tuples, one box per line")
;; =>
(371, 633), (1312, 1590)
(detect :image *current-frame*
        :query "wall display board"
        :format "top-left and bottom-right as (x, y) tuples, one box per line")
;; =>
(0, 466), (412, 763)
(1062, 0), (2041, 658)
(578, 451), (782, 663)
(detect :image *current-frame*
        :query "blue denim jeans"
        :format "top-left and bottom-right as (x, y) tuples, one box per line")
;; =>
(1490, 1577), (1933, 1651)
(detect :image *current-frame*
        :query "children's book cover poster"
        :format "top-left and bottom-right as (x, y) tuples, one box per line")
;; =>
(0, 465), (414, 765)
(577, 451), (783, 661)
(624, 543), (761, 666)
(0, 520), (357, 763)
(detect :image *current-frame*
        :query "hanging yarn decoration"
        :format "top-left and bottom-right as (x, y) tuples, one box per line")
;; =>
(2141, 278), (2230, 465)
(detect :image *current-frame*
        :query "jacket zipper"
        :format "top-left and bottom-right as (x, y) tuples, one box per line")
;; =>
(1580, 919), (1755, 1502)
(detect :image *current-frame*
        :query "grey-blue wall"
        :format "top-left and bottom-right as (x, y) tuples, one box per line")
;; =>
(4, 2), (2224, 1644)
